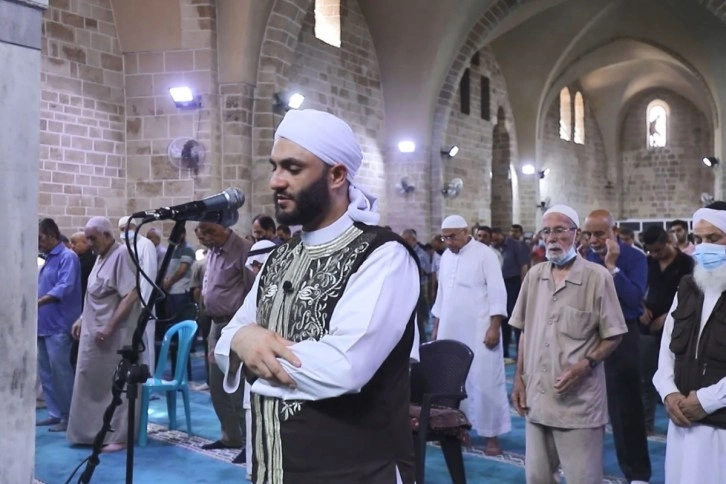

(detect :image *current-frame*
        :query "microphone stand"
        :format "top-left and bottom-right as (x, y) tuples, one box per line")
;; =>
(78, 220), (187, 484)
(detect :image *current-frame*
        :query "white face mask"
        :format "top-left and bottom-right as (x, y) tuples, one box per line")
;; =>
(119, 230), (136, 240)
(547, 245), (577, 266)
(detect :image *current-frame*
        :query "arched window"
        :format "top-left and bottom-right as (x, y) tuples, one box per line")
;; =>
(559, 87), (571, 141)
(315, 0), (341, 48)
(647, 100), (668, 148)
(574, 91), (585, 144)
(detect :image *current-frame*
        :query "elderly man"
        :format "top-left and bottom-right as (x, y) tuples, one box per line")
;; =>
(432, 215), (510, 455)
(146, 227), (167, 266)
(583, 209), (651, 484)
(653, 202), (726, 483)
(118, 215), (158, 373)
(67, 217), (138, 453)
(36, 218), (82, 432)
(196, 218), (253, 463)
(215, 109), (420, 483)
(510, 205), (627, 483)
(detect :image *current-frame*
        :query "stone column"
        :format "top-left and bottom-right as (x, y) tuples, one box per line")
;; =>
(0, 0), (47, 482)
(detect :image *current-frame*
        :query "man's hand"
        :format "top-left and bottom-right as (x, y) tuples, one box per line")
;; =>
(664, 392), (691, 427)
(554, 360), (590, 394)
(511, 374), (527, 416)
(604, 238), (621, 270)
(484, 325), (500, 349)
(95, 325), (113, 345)
(162, 279), (172, 291)
(679, 391), (707, 422)
(639, 306), (653, 327)
(649, 314), (667, 334)
(71, 320), (82, 340)
(230, 325), (301, 388)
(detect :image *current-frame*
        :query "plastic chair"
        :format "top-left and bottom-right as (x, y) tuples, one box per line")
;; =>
(138, 319), (198, 446)
(411, 339), (474, 484)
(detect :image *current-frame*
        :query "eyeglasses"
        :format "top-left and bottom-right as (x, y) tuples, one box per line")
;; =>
(440, 230), (465, 242)
(539, 227), (577, 238)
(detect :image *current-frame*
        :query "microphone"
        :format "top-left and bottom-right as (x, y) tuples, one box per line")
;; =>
(282, 281), (293, 293)
(133, 187), (245, 222)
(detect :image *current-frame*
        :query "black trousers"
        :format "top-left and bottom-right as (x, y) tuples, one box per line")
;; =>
(605, 318), (652, 482)
(502, 275), (522, 358)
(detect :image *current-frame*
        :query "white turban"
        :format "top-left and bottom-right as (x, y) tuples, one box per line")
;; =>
(441, 215), (468, 230)
(86, 216), (114, 235)
(275, 109), (379, 225)
(245, 240), (276, 270)
(543, 204), (580, 228)
(693, 207), (726, 233)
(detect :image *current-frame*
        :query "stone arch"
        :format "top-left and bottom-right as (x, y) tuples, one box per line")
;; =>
(250, 0), (314, 222)
(491, 106), (513, 228)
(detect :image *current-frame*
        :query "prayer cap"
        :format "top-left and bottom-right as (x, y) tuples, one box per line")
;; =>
(441, 215), (468, 230)
(85, 216), (114, 235)
(693, 205), (726, 233)
(543, 204), (579, 228)
(118, 215), (132, 229)
(274, 109), (362, 183)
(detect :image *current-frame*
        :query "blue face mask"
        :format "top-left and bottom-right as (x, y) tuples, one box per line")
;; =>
(693, 243), (726, 271)
(547, 245), (577, 267)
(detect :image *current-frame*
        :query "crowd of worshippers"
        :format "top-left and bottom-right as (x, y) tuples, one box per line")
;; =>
(35, 107), (726, 484)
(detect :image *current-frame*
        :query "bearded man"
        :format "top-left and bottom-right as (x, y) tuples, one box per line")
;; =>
(214, 109), (420, 483)
(653, 202), (726, 483)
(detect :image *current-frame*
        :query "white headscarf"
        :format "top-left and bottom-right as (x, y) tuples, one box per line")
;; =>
(275, 109), (379, 225)
(693, 207), (726, 233)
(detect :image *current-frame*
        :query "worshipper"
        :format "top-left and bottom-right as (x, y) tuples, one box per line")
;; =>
(619, 226), (646, 254)
(189, 229), (211, 390)
(653, 203), (726, 483)
(276, 224), (292, 242)
(215, 109), (420, 483)
(424, 242), (440, 307)
(402, 228), (432, 342)
(475, 225), (504, 266)
(196, 218), (254, 464)
(669, 219), (695, 256)
(583, 209), (651, 484)
(162, 226), (195, 323)
(431, 214), (511, 455)
(146, 227), (167, 266)
(36, 218), (82, 432)
(67, 216), (139, 453)
(251, 214), (283, 244)
(491, 227), (529, 360)
(69, 231), (97, 368)
(640, 225), (693, 435)
(510, 205), (627, 483)
(118, 215), (158, 373)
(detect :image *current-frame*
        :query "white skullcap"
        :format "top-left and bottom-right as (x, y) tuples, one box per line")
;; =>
(693, 207), (726, 233)
(441, 215), (468, 230)
(118, 215), (132, 229)
(543, 204), (580, 228)
(245, 240), (276, 270)
(85, 216), (113, 235)
(274, 109), (380, 226)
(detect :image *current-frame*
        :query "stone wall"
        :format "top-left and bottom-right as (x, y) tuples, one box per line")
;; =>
(539, 87), (612, 226)
(441, 46), (519, 230)
(285, 1), (387, 222)
(39, 0), (125, 235)
(619, 89), (714, 220)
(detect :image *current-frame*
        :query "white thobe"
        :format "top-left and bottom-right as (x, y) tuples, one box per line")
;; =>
(215, 213), (419, 484)
(431, 238), (511, 437)
(653, 290), (726, 484)
(123, 233), (158, 373)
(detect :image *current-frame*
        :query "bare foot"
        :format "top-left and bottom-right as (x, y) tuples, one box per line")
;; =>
(101, 443), (126, 453)
(483, 437), (502, 456)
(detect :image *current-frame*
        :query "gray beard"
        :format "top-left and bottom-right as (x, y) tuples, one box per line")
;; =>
(693, 264), (726, 293)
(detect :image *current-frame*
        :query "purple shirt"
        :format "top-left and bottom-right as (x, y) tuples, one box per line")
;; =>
(38, 242), (82, 336)
(203, 231), (253, 319)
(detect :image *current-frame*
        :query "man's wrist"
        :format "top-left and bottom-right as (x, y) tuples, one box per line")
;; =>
(584, 355), (599, 369)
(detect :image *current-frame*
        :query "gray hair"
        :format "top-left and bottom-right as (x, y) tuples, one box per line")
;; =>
(85, 216), (114, 236)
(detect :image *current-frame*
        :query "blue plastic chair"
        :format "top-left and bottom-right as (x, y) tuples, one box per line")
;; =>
(138, 319), (198, 446)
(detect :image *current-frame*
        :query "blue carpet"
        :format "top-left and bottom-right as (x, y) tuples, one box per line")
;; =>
(35, 350), (667, 483)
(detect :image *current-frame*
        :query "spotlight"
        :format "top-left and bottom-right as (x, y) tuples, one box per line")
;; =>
(703, 157), (720, 168)
(169, 87), (201, 109)
(522, 164), (536, 175)
(441, 145), (459, 158)
(538, 168), (551, 179)
(398, 141), (416, 153)
(273, 92), (305, 114)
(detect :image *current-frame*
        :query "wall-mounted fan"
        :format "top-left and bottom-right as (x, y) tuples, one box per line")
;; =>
(441, 178), (463, 198)
(396, 177), (415, 194)
(168, 137), (206, 175)
(701, 192), (715, 206)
